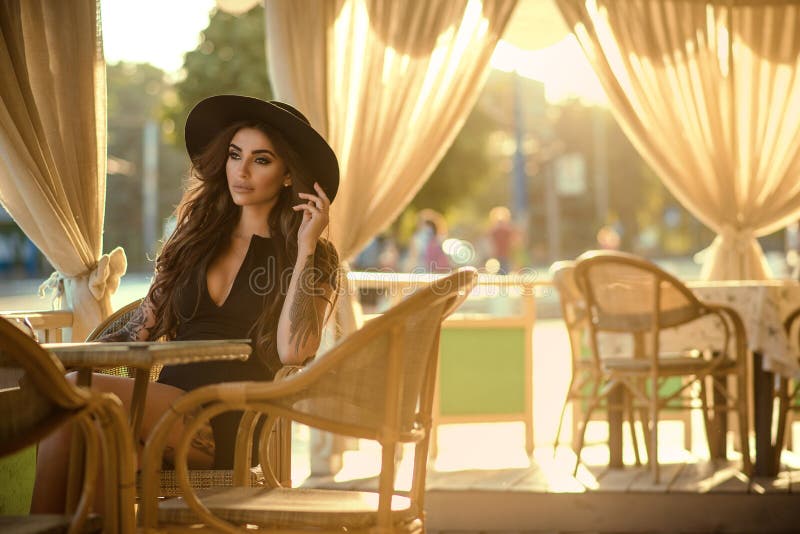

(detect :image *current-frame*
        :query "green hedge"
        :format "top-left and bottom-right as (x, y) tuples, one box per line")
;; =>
(439, 327), (527, 416)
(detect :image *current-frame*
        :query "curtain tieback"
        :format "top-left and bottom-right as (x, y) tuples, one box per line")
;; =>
(38, 247), (128, 303)
(718, 225), (755, 253)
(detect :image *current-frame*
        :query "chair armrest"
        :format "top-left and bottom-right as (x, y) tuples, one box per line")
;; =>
(702, 302), (748, 363)
(274, 365), (304, 381)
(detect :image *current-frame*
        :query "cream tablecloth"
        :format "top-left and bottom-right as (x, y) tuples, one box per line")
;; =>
(598, 280), (800, 379)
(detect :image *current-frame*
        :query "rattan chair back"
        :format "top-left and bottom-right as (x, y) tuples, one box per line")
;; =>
(551, 260), (589, 362)
(85, 298), (159, 379)
(86, 298), (144, 342)
(574, 251), (704, 333)
(267, 267), (477, 438)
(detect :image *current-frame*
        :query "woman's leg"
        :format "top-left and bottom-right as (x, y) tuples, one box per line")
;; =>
(31, 372), (214, 513)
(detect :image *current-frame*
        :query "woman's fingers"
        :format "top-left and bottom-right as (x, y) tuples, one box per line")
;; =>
(297, 195), (324, 210)
(295, 184), (331, 243)
(293, 203), (324, 217)
(313, 182), (330, 205)
(298, 187), (330, 211)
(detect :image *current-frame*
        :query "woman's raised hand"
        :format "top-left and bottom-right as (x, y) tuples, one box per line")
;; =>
(293, 182), (330, 252)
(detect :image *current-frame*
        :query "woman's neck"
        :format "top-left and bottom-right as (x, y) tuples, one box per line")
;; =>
(233, 204), (272, 239)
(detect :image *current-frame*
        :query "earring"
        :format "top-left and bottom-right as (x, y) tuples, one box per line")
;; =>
(283, 181), (292, 187)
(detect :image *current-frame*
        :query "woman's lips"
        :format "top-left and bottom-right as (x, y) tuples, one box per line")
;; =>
(231, 185), (254, 193)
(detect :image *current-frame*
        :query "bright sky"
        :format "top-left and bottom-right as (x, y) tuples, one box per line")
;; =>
(491, 37), (607, 105)
(101, 0), (216, 74)
(100, 0), (607, 105)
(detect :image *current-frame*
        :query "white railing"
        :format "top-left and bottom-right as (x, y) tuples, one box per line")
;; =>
(1, 310), (73, 342)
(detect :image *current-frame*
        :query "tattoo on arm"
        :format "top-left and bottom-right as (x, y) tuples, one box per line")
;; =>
(289, 254), (322, 355)
(187, 419), (216, 460)
(161, 412), (216, 469)
(97, 305), (149, 342)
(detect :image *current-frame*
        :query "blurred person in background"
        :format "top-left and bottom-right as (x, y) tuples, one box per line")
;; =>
(404, 209), (450, 273)
(596, 224), (621, 250)
(487, 206), (518, 274)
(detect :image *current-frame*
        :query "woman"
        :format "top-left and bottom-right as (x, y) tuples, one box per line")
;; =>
(32, 95), (340, 512)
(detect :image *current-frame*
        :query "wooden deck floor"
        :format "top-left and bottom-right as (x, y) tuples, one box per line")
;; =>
(301, 445), (800, 533)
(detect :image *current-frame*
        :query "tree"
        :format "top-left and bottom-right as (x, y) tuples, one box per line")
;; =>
(409, 105), (499, 215)
(105, 62), (186, 268)
(163, 5), (272, 150)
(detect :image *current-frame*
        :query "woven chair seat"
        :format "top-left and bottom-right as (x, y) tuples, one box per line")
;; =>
(157, 487), (418, 530)
(602, 355), (736, 375)
(138, 467), (263, 497)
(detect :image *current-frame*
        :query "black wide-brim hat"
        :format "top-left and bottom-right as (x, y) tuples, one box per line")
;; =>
(185, 95), (339, 202)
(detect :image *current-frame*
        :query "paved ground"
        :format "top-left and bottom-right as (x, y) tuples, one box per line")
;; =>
(0, 272), (153, 312)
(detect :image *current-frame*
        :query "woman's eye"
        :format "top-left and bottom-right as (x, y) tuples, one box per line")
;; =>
(228, 151), (241, 160)
(255, 157), (271, 165)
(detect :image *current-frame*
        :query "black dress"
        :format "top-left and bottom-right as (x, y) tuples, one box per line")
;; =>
(156, 234), (277, 468)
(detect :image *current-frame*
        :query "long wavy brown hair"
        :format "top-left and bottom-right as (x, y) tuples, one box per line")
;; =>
(148, 120), (339, 374)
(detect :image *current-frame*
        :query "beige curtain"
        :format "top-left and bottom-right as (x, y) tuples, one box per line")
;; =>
(0, 0), (126, 340)
(556, 0), (800, 280)
(266, 0), (517, 262)
(265, 0), (516, 474)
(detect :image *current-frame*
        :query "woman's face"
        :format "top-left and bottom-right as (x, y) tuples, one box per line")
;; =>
(226, 127), (289, 208)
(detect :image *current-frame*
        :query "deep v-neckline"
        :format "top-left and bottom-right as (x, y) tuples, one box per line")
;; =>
(206, 236), (255, 309)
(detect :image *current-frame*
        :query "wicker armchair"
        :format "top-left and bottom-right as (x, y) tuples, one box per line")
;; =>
(551, 260), (696, 461)
(85, 299), (264, 496)
(139, 268), (478, 533)
(573, 251), (751, 483)
(550, 261), (641, 464)
(0, 317), (135, 533)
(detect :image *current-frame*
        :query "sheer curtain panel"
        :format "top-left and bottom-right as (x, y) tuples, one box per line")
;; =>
(556, 0), (800, 279)
(266, 0), (516, 330)
(0, 0), (126, 339)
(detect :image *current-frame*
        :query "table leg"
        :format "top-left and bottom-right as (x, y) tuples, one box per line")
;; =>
(608, 382), (624, 468)
(129, 368), (151, 443)
(707, 374), (728, 459)
(753, 351), (778, 477)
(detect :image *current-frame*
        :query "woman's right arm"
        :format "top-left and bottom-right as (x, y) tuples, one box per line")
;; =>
(96, 294), (158, 342)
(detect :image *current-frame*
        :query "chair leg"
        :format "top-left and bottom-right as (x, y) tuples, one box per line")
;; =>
(625, 390), (642, 466)
(650, 392), (659, 484)
(773, 377), (789, 471)
(737, 369), (753, 476)
(699, 376), (713, 456)
(705, 375), (729, 459)
(683, 393), (693, 451)
(573, 394), (600, 476)
(554, 381), (575, 456)
(634, 376), (651, 463)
